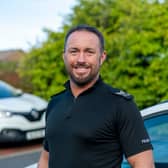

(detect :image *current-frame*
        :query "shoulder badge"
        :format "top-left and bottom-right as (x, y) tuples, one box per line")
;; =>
(114, 90), (133, 100)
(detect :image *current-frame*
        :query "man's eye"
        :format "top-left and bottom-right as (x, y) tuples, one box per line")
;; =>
(68, 50), (77, 55)
(89, 51), (94, 53)
(87, 50), (95, 55)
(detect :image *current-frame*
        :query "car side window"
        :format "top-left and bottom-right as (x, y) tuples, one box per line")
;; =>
(144, 113), (168, 140)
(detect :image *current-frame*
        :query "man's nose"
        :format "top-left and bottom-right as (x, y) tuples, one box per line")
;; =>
(77, 52), (85, 62)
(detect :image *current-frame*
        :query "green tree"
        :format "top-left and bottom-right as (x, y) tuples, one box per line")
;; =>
(19, 30), (67, 98)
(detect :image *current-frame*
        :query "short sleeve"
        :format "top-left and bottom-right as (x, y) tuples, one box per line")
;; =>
(117, 99), (153, 158)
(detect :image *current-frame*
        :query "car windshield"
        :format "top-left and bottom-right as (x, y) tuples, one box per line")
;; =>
(0, 81), (22, 98)
(144, 113), (168, 141)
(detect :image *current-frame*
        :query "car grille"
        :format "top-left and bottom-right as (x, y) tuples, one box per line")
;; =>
(13, 109), (46, 121)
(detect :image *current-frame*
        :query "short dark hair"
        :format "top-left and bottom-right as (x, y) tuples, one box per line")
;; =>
(64, 24), (104, 53)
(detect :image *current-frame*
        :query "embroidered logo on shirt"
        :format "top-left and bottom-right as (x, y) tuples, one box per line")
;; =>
(141, 138), (150, 144)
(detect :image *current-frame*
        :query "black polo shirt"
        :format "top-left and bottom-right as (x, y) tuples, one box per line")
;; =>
(44, 78), (152, 168)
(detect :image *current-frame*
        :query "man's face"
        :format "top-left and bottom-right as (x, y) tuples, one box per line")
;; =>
(63, 30), (106, 86)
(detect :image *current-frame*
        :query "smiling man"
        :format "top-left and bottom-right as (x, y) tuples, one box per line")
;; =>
(38, 25), (155, 168)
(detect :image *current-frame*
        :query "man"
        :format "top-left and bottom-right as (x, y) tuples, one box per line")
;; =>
(38, 25), (155, 168)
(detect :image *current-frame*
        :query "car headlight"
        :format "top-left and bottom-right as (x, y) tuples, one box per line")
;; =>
(0, 111), (12, 118)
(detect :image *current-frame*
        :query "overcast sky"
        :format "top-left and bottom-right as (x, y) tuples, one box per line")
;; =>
(0, 0), (76, 51)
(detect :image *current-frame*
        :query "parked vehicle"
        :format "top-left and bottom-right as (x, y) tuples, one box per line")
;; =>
(0, 80), (47, 143)
(122, 100), (168, 168)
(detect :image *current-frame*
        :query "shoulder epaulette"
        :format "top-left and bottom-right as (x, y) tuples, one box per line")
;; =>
(109, 87), (133, 100)
(114, 90), (133, 100)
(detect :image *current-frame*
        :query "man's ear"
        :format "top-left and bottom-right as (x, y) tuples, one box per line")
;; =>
(100, 51), (107, 65)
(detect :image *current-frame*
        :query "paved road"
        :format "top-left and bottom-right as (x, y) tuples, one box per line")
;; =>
(0, 140), (42, 168)
(0, 149), (41, 168)
(0, 141), (42, 156)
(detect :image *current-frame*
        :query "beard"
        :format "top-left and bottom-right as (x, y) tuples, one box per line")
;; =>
(65, 62), (100, 87)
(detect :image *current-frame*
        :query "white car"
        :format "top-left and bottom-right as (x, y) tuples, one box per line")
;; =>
(0, 80), (47, 143)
